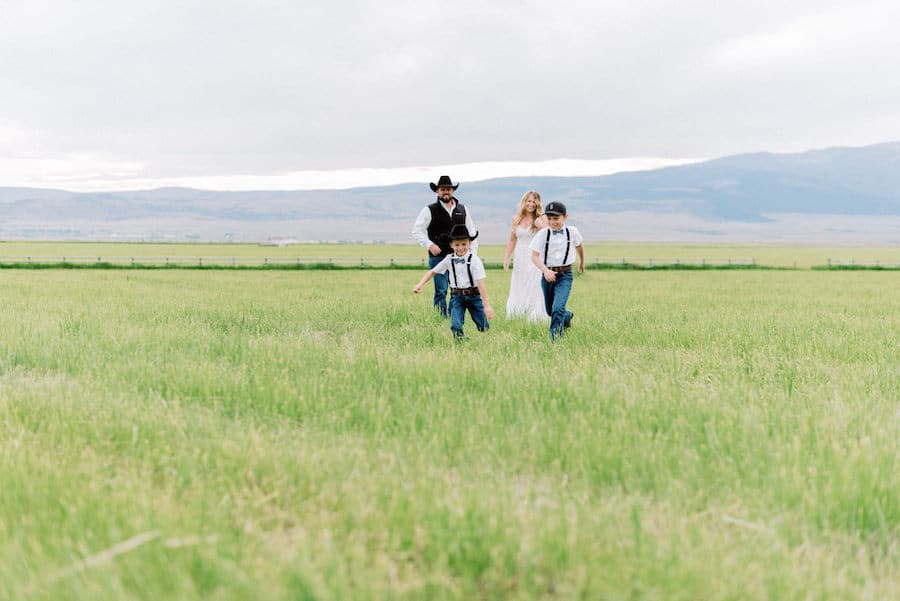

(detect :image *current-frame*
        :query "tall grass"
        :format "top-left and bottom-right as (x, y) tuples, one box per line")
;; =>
(1, 269), (898, 600)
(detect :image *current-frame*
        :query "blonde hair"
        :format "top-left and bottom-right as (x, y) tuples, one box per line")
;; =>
(512, 190), (543, 232)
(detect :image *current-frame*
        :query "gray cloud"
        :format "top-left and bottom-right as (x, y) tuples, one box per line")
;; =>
(3, 0), (900, 183)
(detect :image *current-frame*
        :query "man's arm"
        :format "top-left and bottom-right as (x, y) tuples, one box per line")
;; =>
(576, 244), (585, 273)
(412, 207), (441, 255)
(465, 209), (479, 255)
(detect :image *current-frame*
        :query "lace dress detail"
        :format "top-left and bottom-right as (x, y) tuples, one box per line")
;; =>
(506, 225), (549, 322)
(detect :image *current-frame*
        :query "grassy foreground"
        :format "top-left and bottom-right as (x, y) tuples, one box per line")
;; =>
(1, 269), (898, 600)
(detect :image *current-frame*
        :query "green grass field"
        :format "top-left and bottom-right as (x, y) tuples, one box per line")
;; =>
(1, 266), (898, 600)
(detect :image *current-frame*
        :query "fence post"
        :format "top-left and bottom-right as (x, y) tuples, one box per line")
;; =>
(199, 257), (202, 266)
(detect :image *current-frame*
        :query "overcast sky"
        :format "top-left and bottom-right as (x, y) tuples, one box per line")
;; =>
(3, 0), (900, 191)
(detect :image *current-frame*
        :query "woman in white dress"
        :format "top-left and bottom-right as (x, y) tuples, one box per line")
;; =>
(503, 191), (550, 322)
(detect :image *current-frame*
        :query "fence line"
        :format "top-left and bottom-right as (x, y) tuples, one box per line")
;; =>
(0, 255), (429, 268)
(0, 255), (897, 269)
(0, 255), (758, 268)
(592, 256), (756, 267)
(826, 258), (900, 268)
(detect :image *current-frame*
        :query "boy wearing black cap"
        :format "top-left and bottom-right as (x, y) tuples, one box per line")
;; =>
(530, 201), (585, 340)
(413, 224), (494, 338)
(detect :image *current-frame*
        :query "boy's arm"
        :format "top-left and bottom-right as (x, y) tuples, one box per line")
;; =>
(576, 244), (585, 273)
(476, 279), (494, 319)
(531, 249), (556, 282)
(412, 269), (435, 294)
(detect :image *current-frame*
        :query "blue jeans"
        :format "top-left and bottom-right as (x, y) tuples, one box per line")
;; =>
(428, 254), (450, 317)
(449, 292), (490, 338)
(541, 270), (573, 340)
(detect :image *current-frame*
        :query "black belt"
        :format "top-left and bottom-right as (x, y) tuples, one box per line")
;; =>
(550, 265), (572, 273)
(450, 287), (479, 296)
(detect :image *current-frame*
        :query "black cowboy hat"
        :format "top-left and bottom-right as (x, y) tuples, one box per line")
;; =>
(429, 175), (459, 192)
(448, 223), (477, 241)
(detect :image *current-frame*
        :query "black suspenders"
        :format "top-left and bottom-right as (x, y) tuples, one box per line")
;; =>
(543, 227), (570, 267)
(450, 255), (475, 288)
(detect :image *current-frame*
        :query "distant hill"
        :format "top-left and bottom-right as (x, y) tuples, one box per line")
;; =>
(2, 142), (900, 243)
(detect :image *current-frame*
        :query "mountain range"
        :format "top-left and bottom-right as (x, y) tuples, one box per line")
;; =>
(2, 142), (900, 244)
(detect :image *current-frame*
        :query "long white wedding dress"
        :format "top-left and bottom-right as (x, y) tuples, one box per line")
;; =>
(506, 225), (550, 322)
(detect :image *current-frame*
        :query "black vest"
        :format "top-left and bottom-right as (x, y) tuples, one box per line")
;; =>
(427, 199), (467, 256)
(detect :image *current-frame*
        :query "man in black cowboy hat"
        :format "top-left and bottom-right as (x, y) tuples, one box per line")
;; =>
(411, 175), (479, 317)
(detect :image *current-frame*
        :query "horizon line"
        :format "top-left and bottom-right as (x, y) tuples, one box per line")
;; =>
(0, 157), (702, 194)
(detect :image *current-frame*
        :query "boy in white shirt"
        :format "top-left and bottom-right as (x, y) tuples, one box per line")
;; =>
(530, 201), (585, 341)
(413, 224), (494, 338)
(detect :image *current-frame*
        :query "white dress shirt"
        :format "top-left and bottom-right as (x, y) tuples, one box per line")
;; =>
(529, 226), (583, 267)
(431, 252), (486, 288)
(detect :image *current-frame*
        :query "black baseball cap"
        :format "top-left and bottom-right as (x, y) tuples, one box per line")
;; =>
(544, 201), (567, 216)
